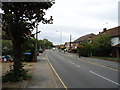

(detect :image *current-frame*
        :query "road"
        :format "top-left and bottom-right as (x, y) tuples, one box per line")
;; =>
(45, 49), (119, 88)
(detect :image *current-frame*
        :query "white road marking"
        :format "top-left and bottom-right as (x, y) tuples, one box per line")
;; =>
(71, 62), (75, 65)
(67, 61), (72, 63)
(67, 60), (80, 68)
(79, 59), (118, 71)
(76, 65), (80, 68)
(62, 53), (118, 71)
(89, 70), (120, 86)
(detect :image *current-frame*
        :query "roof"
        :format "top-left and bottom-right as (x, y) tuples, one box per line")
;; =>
(73, 33), (96, 43)
(99, 26), (120, 37)
(113, 44), (120, 47)
(73, 26), (120, 43)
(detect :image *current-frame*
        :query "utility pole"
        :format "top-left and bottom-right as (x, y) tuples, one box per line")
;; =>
(56, 31), (62, 52)
(60, 31), (62, 46)
(70, 34), (72, 49)
(35, 23), (38, 51)
(33, 21), (41, 62)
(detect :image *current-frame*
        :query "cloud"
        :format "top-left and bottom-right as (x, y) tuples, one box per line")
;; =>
(35, 0), (119, 45)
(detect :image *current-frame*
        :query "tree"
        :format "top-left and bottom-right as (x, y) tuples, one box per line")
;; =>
(77, 34), (112, 57)
(38, 39), (53, 49)
(92, 34), (112, 56)
(2, 2), (54, 81)
(1, 40), (13, 55)
(77, 42), (93, 57)
(22, 38), (36, 62)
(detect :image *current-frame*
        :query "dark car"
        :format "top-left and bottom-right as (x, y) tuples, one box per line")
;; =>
(39, 49), (43, 53)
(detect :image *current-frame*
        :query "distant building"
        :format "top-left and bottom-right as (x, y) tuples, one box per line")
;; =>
(64, 42), (69, 50)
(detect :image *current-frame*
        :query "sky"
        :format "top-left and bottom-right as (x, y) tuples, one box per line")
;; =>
(0, 0), (119, 45)
(36, 0), (119, 45)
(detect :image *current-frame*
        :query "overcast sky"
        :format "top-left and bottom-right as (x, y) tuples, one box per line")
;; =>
(36, 0), (119, 45)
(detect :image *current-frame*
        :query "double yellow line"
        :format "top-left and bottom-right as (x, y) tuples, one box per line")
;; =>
(45, 53), (68, 90)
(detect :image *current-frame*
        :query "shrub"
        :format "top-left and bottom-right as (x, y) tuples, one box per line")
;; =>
(1, 40), (13, 55)
(2, 65), (31, 82)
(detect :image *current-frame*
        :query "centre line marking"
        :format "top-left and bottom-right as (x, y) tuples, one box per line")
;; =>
(67, 60), (80, 68)
(89, 70), (120, 86)
(76, 65), (80, 67)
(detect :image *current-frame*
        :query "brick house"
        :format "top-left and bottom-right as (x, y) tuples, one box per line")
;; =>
(73, 33), (96, 45)
(98, 26), (120, 57)
(72, 26), (120, 57)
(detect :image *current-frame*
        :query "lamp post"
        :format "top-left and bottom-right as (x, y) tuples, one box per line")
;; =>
(56, 31), (62, 51)
(35, 23), (38, 51)
(33, 21), (41, 62)
(70, 34), (72, 49)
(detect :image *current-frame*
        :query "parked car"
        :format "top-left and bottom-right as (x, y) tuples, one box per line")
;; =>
(39, 49), (43, 53)
(1, 55), (14, 62)
(53, 48), (55, 51)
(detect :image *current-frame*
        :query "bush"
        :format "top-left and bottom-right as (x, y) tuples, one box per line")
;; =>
(92, 34), (112, 56)
(2, 65), (31, 82)
(1, 40), (13, 55)
(77, 43), (92, 57)
(77, 34), (112, 57)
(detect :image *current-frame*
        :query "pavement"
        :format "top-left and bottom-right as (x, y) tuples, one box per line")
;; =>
(2, 51), (63, 89)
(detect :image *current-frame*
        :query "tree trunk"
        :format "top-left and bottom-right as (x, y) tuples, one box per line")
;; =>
(12, 40), (22, 72)
(32, 51), (37, 62)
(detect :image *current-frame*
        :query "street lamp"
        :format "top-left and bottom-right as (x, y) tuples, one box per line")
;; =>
(70, 34), (72, 49)
(34, 21), (41, 62)
(56, 31), (62, 51)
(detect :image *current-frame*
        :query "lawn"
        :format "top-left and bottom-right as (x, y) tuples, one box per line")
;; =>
(96, 57), (120, 61)
(103, 57), (120, 61)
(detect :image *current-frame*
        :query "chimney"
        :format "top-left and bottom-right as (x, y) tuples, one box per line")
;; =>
(103, 28), (107, 32)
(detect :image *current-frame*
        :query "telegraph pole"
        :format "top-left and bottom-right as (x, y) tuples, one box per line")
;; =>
(35, 23), (38, 51)
(34, 21), (41, 62)
(70, 34), (72, 49)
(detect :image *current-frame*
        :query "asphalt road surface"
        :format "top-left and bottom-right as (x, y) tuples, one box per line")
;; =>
(46, 49), (119, 88)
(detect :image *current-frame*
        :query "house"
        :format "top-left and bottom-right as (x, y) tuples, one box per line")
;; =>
(72, 26), (120, 57)
(73, 33), (96, 45)
(64, 42), (73, 50)
(98, 26), (120, 57)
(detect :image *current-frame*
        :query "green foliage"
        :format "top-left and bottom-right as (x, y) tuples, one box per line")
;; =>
(2, 34), (11, 40)
(38, 39), (53, 49)
(1, 40), (13, 55)
(2, 2), (54, 78)
(92, 34), (112, 56)
(22, 38), (36, 62)
(77, 42), (92, 57)
(22, 39), (36, 51)
(77, 34), (112, 57)
(2, 1), (54, 70)
(2, 65), (31, 82)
